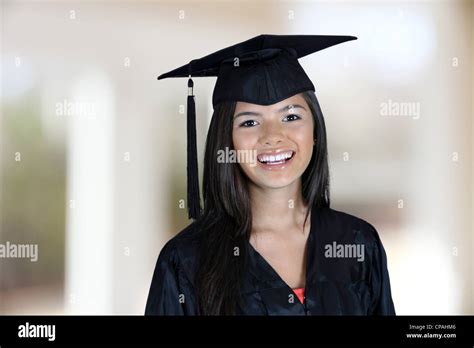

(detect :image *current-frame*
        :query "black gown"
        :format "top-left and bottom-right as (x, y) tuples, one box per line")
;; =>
(145, 206), (396, 315)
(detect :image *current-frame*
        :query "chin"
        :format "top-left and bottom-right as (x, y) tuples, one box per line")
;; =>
(241, 161), (308, 189)
(250, 172), (301, 190)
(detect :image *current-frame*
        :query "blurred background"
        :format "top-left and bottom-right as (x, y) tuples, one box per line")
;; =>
(0, 0), (472, 314)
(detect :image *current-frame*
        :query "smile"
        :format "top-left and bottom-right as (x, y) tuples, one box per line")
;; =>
(257, 150), (295, 169)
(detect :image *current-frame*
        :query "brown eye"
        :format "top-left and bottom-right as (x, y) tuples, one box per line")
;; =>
(283, 114), (301, 122)
(239, 120), (259, 127)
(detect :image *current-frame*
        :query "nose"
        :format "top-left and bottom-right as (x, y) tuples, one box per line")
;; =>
(260, 120), (284, 146)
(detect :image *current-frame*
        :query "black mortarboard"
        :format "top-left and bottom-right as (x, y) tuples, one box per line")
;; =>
(158, 34), (357, 220)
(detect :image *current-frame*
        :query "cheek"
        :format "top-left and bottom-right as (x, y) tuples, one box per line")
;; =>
(290, 125), (314, 171)
(232, 128), (258, 150)
(232, 129), (259, 176)
(291, 125), (314, 151)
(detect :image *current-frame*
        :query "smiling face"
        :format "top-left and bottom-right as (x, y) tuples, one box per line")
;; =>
(232, 93), (315, 190)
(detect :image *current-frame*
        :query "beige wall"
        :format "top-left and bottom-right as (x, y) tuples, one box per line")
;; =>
(1, 0), (473, 314)
(471, 0), (474, 315)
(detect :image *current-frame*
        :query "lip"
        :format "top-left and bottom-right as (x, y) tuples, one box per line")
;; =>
(256, 149), (296, 171)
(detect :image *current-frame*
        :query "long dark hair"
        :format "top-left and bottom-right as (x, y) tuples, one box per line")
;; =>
(196, 90), (330, 315)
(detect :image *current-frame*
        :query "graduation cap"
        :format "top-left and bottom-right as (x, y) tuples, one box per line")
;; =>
(158, 34), (357, 220)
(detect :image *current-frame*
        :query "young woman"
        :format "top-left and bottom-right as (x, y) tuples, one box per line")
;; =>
(145, 34), (396, 315)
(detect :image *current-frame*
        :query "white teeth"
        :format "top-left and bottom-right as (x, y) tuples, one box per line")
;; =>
(258, 151), (294, 163)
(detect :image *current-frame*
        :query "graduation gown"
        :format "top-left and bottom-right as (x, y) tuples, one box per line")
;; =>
(145, 206), (396, 315)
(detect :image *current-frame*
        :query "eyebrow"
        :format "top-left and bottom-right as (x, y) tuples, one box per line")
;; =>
(233, 104), (307, 120)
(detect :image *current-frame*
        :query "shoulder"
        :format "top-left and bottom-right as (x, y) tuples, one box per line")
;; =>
(160, 221), (201, 254)
(316, 207), (395, 315)
(154, 221), (202, 280)
(146, 222), (202, 315)
(317, 206), (383, 248)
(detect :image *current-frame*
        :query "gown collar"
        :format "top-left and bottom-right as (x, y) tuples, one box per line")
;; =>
(244, 205), (323, 292)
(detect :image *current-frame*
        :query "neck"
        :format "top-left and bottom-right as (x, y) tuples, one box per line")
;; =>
(249, 179), (309, 234)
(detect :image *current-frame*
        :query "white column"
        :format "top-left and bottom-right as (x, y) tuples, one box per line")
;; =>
(64, 70), (115, 314)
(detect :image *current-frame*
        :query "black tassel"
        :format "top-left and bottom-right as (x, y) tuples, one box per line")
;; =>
(187, 77), (201, 220)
